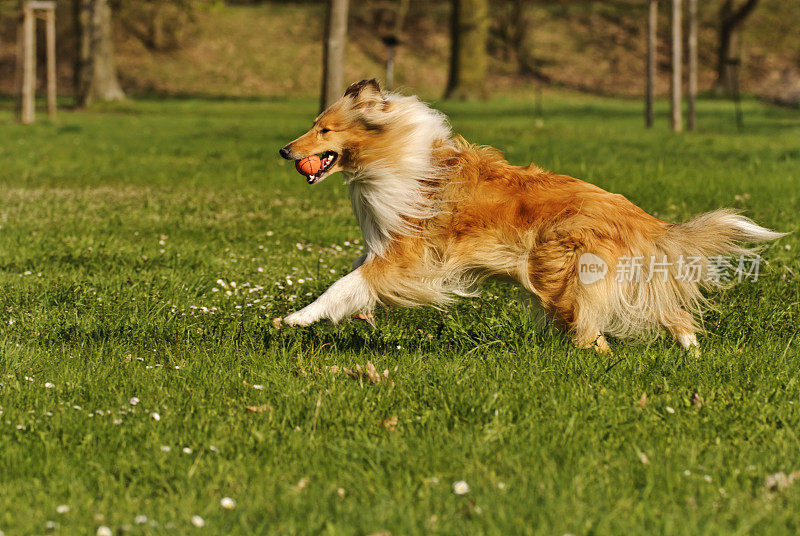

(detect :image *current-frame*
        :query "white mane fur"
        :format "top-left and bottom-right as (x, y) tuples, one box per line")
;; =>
(344, 93), (452, 256)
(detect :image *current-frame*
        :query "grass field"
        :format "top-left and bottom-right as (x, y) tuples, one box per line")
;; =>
(1, 93), (799, 535)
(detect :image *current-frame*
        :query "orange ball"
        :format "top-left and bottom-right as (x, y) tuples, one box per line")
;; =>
(295, 155), (321, 176)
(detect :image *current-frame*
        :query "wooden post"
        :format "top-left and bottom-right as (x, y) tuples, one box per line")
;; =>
(15, 1), (58, 124)
(382, 35), (400, 91)
(320, 0), (349, 112)
(687, 0), (697, 131)
(14, 8), (24, 121)
(45, 6), (57, 120)
(646, 0), (657, 128)
(20, 3), (36, 125)
(670, 0), (682, 132)
(386, 45), (396, 90)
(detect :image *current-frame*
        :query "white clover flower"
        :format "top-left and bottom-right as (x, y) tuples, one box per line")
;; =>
(191, 515), (205, 527)
(182, 447), (193, 455)
(129, 397), (140, 406)
(160, 445), (171, 452)
(97, 526), (112, 536)
(252, 384), (264, 390)
(56, 505), (70, 514)
(665, 406), (675, 414)
(220, 497), (236, 509)
(134, 515), (148, 524)
(151, 412), (161, 421)
(44, 382), (55, 389)
(453, 481), (470, 495)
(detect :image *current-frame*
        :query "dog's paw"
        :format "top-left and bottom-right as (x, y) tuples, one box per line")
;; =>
(283, 309), (317, 327)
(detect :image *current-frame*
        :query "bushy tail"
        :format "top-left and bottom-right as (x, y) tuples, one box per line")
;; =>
(602, 209), (786, 339)
(668, 209), (786, 256)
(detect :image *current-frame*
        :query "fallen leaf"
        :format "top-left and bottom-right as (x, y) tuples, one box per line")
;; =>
(381, 415), (398, 431)
(638, 392), (647, 408)
(365, 362), (381, 383)
(341, 361), (391, 384)
(246, 404), (272, 413)
(272, 317), (283, 329)
(353, 313), (374, 321)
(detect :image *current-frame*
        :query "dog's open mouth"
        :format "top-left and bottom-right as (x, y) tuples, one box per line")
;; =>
(304, 151), (338, 185)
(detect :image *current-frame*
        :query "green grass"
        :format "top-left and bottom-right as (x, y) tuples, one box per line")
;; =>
(0, 93), (799, 535)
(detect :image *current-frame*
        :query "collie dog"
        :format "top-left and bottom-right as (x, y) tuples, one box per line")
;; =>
(279, 79), (783, 352)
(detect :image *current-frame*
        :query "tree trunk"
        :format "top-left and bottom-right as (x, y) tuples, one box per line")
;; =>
(715, 0), (759, 93)
(74, 0), (125, 107)
(670, 0), (682, 132)
(320, 0), (349, 112)
(445, 0), (488, 100)
(151, 3), (165, 51)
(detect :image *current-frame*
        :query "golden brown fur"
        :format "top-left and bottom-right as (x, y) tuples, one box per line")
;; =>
(279, 79), (785, 352)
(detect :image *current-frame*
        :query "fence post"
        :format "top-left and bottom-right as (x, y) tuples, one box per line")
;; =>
(18, 2), (36, 124)
(646, 0), (657, 128)
(687, 0), (697, 131)
(670, 0), (682, 132)
(46, 6), (57, 120)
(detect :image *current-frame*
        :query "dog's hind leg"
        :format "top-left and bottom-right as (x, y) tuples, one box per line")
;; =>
(546, 297), (613, 355)
(571, 324), (613, 355)
(662, 309), (700, 354)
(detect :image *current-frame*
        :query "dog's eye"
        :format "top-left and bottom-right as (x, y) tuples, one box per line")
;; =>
(320, 128), (331, 134)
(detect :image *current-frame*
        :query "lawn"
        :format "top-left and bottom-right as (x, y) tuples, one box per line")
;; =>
(1, 93), (799, 535)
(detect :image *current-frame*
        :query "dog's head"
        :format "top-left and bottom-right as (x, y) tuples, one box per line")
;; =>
(279, 79), (390, 185)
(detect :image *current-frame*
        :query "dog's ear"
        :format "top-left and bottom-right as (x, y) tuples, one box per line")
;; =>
(344, 79), (383, 109)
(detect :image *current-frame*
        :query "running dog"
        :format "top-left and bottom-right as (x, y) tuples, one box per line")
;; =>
(278, 79), (783, 352)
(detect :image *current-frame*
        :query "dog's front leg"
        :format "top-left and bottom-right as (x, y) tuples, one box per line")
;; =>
(283, 268), (375, 327)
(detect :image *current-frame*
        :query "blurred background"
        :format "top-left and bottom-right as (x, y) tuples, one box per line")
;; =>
(1, 0), (798, 107)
